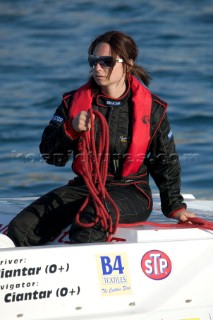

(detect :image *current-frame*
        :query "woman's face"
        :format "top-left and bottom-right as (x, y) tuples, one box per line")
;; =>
(91, 42), (126, 92)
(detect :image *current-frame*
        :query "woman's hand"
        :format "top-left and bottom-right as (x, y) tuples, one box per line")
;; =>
(171, 208), (196, 222)
(71, 111), (94, 133)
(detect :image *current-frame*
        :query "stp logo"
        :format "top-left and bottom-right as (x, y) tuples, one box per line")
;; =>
(141, 250), (172, 280)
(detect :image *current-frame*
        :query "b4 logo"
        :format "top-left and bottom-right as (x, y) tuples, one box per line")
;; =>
(100, 255), (124, 275)
(96, 253), (132, 296)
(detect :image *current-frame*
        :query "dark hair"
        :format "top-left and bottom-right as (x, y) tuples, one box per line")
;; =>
(88, 30), (151, 86)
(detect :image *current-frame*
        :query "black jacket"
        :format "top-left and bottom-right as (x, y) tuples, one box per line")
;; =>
(40, 87), (186, 217)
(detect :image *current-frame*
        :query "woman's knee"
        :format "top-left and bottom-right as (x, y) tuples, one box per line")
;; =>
(7, 216), (25, 246)
(7, 210), (40, 246)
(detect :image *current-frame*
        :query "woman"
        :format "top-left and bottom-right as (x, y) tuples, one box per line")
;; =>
(7, 30), (195, 246)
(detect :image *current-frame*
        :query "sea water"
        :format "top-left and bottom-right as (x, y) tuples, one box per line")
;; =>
(0, 0), (212, 200)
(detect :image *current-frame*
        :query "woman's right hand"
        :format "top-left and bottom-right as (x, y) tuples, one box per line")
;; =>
(71, 111), (93, 132)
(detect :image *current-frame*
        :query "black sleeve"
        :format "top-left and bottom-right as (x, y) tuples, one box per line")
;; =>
(147, 111), (187, 217)
(39, 98), (77, 167)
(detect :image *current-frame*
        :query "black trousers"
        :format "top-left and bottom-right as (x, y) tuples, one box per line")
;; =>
(7, 183), (152, 246)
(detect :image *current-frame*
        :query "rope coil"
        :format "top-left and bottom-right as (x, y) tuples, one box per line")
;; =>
(74, 109), (120, 239)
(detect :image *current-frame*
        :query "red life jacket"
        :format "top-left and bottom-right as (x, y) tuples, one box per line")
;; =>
(67, 75), (153, 178)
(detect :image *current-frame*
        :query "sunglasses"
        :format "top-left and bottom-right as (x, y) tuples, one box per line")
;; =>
(88, 55), (123, 68)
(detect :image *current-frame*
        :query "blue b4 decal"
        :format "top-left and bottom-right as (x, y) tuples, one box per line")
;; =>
(100, 255), (124, 275)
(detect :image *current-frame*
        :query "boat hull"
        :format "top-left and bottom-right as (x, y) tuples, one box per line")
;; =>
(0, 195), (213, 320)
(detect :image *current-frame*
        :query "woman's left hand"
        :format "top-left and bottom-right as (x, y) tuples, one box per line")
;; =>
(171, 208), (196, 222)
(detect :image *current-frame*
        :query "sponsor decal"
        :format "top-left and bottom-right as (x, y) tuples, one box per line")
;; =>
(96, 253), (132, 296)
(51, 115), (63, 122)
(180, 318), (200, 320)
(141, 250), (172, 280)
(120, 136), (129, 143)
(168, 129), (173, 139)
(106, 100), (121, 106)
(141, 115), (150, 124)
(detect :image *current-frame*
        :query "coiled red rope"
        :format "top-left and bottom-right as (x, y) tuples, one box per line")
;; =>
(74, 109), (120, 240)
(74, 109), (213, 239)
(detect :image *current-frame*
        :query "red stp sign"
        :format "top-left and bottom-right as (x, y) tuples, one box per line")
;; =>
(141, 250), (172, 280)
